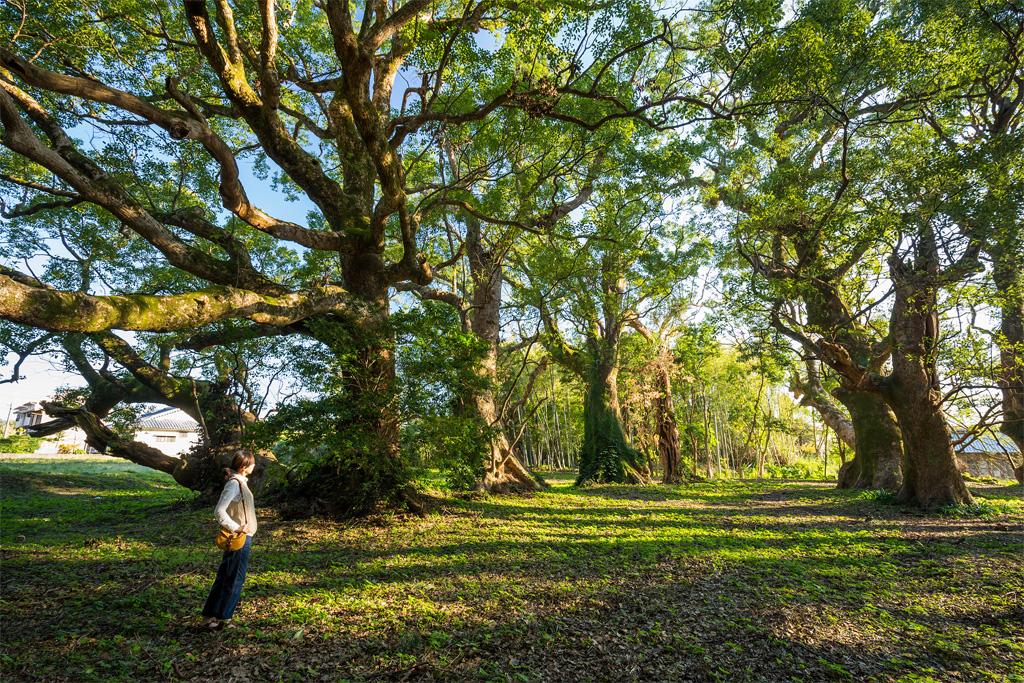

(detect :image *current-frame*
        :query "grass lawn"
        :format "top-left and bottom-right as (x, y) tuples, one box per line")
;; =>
(1, 458), (1022, 682)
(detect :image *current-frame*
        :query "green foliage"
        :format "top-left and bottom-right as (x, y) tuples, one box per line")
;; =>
(0, 431), (42, 454)
(752, 455), (843, 481)
(395, 302), (490, 418)
(860, 489), (899, 506)
(668, 329), (819, 478)
(402, 416), (489, 491)
(939, 500), (1017, 519)
(395, 302), (492, 490)
(105, 404), (144, 441)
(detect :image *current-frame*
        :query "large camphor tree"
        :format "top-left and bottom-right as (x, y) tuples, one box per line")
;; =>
(699, 0), (910, 492)
(700, 0), (1006, 505)
(396, 112), (603, 492)
(0, 0), (699, 513)
(910, 0), (1023, 482)
(521, 166), (708, 485)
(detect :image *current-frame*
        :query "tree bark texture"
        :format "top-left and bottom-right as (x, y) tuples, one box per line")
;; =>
(653, 351), (684, 484)
(466, 219), (541, 493)
(885, 239), (973, 507)
(797, 278), (907, 492)
(991, 242), (1024, 484)
(833, 387), (904, 491)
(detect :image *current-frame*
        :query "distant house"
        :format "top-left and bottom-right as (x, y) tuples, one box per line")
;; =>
(953, 432), (1021, 481)
(13, 402), (47, 429)
(12, 403), (200, 456)
(14, 402), (89, 452)
(133, 407), (201, 455)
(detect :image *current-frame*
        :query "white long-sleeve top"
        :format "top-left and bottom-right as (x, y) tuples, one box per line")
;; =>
(214, 475), (257, 536)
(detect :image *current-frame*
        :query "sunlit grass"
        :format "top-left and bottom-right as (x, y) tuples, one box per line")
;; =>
(2, 458), (1021, 682)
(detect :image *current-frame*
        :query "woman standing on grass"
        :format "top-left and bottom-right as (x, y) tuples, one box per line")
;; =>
(201, 451), (257, 630)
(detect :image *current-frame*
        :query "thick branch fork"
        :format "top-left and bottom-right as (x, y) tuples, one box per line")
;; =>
(0, 275), (353, 332)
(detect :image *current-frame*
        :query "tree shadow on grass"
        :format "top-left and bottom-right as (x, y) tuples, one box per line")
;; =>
(3, 467), (1023, 682)
(972, 483), (1024, 498)
(151, 545), (1021, 682)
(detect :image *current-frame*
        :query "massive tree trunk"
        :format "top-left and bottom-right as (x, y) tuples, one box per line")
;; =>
(885, 238), (973, 507)
(778, 228), (909, 491)
(794, 270), (907, 492)
(466, 220), (542, 493)
(770, 231), (905, 491)
(991, 242), (1024, 484)
(792, 360), (903, 491)
(573, 254), (652, 487)
(833, 387), (903, 491)
(287, 249), (422, 517)
(788, 353), (903, 491)
(576, 359), (651, 485)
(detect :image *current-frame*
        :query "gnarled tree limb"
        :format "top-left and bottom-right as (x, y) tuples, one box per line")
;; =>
(0, 274), (353, 333)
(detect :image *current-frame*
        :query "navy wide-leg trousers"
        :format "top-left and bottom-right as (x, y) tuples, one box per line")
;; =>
(202, 535), (252, 620)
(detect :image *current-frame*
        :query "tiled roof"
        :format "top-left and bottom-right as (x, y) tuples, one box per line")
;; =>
(954, 432), (1020, 455)
(138, 407), (199, 433)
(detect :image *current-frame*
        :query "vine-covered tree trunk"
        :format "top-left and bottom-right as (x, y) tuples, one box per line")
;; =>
(992, 244), (1024, 484)
(833, 387), (903, 491)
(290, 250), (422, 517)
(886, 242), (973, 507)
(576, 360), (651, 485)
(653, 353), (683, 484)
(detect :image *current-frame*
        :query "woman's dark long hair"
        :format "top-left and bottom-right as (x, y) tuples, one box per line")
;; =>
(223, 450), (256, 481)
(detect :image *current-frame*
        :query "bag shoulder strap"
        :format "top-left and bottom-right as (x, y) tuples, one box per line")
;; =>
(229, 475), (249, 529)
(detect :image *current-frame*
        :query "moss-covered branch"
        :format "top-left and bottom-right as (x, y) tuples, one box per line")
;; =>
(0, 275), (353, 333)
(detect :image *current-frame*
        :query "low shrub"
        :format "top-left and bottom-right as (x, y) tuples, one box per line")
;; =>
(0, 432), (42, 454)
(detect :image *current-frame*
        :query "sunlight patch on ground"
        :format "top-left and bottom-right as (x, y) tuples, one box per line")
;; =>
(2, 459), (1021, 682)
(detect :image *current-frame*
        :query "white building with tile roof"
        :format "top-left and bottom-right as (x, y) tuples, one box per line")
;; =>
(953, 431), (1021, 481)
(11, 403), (199, 456)
(132, 407), (201, 455)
